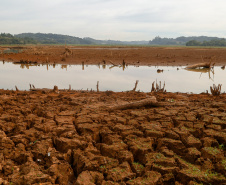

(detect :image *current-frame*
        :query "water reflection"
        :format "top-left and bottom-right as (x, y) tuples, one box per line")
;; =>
(185, 68), (215, 81)
(0, 61), (225, 93)
(3, 49), (22, 54)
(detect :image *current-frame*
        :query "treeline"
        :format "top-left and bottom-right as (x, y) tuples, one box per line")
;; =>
(2, 32), (226, 46)
(16, 33), (149, 45)
(149, 36), (225, 46)
(0, 33), (37, 45)
(186, 39), (226, 47)
(15, 33), (94, 45)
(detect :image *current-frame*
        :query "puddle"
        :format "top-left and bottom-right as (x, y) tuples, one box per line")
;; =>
(3, 49), (22, 54)
(0, 61), (225, 93)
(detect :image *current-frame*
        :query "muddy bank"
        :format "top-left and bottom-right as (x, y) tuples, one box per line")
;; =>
(0, 89), (225, 184)
(0, 45), (226, 66)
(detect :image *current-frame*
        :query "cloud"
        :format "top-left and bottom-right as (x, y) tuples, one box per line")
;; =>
(0, 0), (226, 40)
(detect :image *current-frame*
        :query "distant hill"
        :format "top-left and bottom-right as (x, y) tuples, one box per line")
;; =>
(15, 33), (149, 45)
(2, 33), (226, 46)
(15, 33), (94, 45)
(0, 33), (37, 45)
(149, 36), (225, 46)
(83, 37), (149, 45)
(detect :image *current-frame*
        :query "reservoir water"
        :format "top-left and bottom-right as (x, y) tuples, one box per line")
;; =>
(0, 61), (225, 93)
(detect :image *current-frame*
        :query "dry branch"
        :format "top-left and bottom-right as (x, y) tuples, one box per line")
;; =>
(96, 81), (99, 92)
(109, 60), (118, 66)
(151, 81), (166, 92)
(185, 62), (212, 69)
(108, 96), (158, 111)
(210, 84), (222, 96)
(132, 80), (139, 91)
(30, 88), (51, 92)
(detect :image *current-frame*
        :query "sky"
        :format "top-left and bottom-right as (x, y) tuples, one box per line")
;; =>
(0, 0), (226, 41)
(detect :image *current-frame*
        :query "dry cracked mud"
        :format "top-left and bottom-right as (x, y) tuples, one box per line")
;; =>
(0, 89), (225, 185)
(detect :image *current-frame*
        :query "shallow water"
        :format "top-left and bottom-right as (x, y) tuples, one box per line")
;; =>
(3, 49), (22, 54)
(0, 61), (225, 93)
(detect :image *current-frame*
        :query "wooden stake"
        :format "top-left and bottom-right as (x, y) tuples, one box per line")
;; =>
(53, 85), (59, 93)
(97, 81), (99, 92)
(132, 80), (139, 91)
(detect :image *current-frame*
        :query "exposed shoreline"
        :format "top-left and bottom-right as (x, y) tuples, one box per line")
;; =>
(1, 45), (226, 66)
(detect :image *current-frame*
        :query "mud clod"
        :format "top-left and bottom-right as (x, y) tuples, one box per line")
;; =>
(0, 90), (225, 184)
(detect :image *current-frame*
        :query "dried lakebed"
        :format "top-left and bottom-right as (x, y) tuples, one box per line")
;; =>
(0, 90), (225, 184)
(0, 61), (225, 93)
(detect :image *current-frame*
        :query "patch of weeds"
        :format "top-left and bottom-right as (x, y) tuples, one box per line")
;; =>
(154, 163), (163, 168)
(205, 147), (221, 155)
(155, 153), (165, 159)
(204, 170), (225, 180)
(133, 162), (144, 171)
(219, 144), (225, 150)
(168, 99), (175, 102)
(221, 159), (226, 170)
(33, 140), (38, 144)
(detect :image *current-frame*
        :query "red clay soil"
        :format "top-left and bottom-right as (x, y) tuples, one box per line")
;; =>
(0, 45), (226, 66)
(0, 89), (225, 184)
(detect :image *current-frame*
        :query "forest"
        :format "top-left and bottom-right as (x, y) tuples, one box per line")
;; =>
(186, 39), (226, 46)
(1, 33), (226, 47)
(149, 36), (226, 46)
(0, 33), (37, 44)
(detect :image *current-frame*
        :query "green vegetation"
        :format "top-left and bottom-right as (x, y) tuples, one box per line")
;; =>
(186, 39), (226, 47)
(149, 36), (226, 46)
(15, 33), (94, 45)
(219, 144), (225, 150)
(133, 162), (144, 171)
(204, 147), (221, 155)
(0, 33), (37, 45)
(222, 159), (226, 170)
(2, 32), (226, 46)
(15, 33), (149, 45)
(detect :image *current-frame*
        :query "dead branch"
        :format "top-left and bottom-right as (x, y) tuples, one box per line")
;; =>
(185, 62), (211, 69)
(132, 80), (139, 91)
(30, 88), (51, 92)
(151, 80), (166, 92)
(210, 84), (222, 96)
(109, 60), (118, 66)
(108, 96), (158, 111)
(53, 85), (59, 93)
(97, 81), (99, 92)
(15, 86), (19, 91)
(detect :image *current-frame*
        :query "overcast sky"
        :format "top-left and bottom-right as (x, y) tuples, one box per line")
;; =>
(0, 0), (225, 41)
